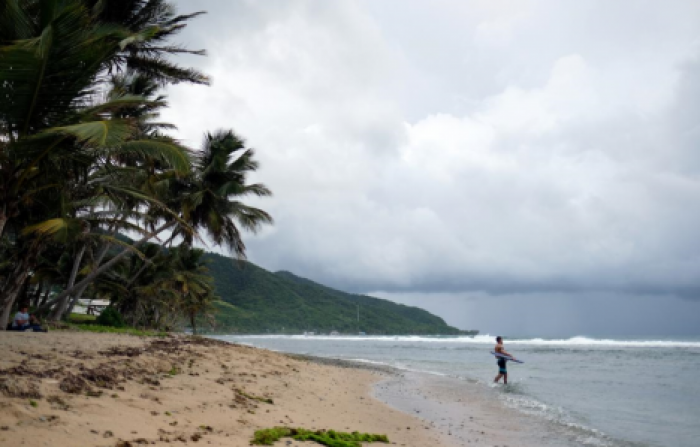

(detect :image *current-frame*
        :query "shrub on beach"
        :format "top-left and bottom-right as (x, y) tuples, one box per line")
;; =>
(95, 307), (126, 328)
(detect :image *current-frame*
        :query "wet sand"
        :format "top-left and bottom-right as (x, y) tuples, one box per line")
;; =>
(375, 371), (577, 447)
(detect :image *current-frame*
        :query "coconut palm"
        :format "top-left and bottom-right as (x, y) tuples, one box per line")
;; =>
(0, 0), (208, 327)
(1, 2), (274, 330)
(168, 246), (217, 334)
(175, 130), (274, 257)
(97, 242), (170, 327)
(50, 129), (274, 312)
(0, 82), (193, 325)
(94, 243), (215, 332)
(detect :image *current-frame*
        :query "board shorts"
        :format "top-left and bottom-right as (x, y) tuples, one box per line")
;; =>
(497, 358), (507, 374)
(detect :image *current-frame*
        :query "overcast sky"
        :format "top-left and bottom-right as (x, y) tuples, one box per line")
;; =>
(164, 0), (700, 337)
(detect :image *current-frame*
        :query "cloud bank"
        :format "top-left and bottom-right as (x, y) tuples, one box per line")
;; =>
(164, 1), (700, 334)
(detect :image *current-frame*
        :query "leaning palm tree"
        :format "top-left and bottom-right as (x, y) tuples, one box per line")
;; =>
(0, 0), (206, 238)
(49, 129), (274, 312)
(0, 0), (208, 327)
(2, 85), (193, 324)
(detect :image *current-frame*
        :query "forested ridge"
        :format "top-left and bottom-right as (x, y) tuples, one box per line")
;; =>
(205, 252), (471, 335)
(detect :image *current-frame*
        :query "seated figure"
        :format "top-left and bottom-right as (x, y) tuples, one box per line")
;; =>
(11, 306), (46, 332)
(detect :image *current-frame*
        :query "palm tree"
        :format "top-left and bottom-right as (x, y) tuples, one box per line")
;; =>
(50, 129), (274, 307)
(0, 0), (208, 328)
(169, 246), (217, 334)
(0, 82), (193, 325)
(0, 2), (274, 330)
(176, 130), (274, 257)
(97, 242), (171, 327)
(94, 244), (215, 333)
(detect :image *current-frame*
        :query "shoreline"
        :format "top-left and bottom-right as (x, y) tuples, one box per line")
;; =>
(284, 353), (569, 447)
(0, 332), (452, 447)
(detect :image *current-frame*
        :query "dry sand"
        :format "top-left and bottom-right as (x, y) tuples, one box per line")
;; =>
(0, 332), (453, 447)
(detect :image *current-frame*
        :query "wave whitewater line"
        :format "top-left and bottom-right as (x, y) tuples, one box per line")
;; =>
(230, 334), (700, 348)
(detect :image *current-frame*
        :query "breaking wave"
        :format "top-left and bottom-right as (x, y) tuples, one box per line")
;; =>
(226, 334), (700, 348)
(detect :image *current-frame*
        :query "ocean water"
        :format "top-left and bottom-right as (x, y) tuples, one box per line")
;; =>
(213, 334), (700, 447)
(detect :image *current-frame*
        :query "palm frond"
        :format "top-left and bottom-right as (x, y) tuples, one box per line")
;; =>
(125, 55), (209, 85)
(80, 95), (165, 118)
(115, 139), (191, 173)
(21, 217), (83, 243)
(51, 119), (134, 146)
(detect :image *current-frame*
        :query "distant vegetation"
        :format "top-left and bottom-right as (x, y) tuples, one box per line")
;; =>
(205, 253), (470, 335)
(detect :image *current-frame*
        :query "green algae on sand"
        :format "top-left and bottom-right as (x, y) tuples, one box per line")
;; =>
(252, 427), (389, 447)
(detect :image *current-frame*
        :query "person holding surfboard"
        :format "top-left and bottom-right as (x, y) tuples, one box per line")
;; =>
(494, 336), (516, 384)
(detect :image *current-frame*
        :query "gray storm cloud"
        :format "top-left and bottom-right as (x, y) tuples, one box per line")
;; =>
(164, 1), (700, 334)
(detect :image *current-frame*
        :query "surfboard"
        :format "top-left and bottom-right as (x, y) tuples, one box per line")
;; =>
(491, 351), (524, 363)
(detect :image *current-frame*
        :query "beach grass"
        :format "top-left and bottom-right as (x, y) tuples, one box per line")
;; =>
(67, 313), (97, 324)
(60, 313), (168, 336)
(64, 323), (168, 337)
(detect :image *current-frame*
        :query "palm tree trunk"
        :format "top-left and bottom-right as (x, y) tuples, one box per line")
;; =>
(126, 232), (161, 288)
(45, 220), (177, 312)
(0, 201), (13, 240)
(63, 240), (110, 318)
(95, 239), (112, 265)
(64, 283), (89, 317)
(0, 197), (21, 241)
(49, 242), (87, 320)
(0, 210), (6, 241)
(0, 246), (40, 330)
(38, 288), (50, 307)
(18, 275), (31, 305)
(31, 283), (44, 307)
(190, 313), (197, 335)
(0, 269), (31, 330)
(127, 262), (150, 287)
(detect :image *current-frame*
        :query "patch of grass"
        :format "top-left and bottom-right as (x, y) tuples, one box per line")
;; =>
(168, 367), (180, 376)
(67, 313), (97, 324)
(63, 323), (168, 337)
(29, 400), (38, 408)
(251, 427), (389, 447)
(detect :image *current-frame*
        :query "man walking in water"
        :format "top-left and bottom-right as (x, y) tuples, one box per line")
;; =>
(494, 336), (515, 384)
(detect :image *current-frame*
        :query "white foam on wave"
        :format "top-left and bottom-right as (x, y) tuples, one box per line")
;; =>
(501, 394), (613, 446)
(223, 334), (700, 348)
(337, 358), (450, 377)
(483, 335), (700, 348)
(345, 358), (389, 366)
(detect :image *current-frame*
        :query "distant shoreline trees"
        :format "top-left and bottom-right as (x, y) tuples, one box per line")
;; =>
(0, 0), (272, 331)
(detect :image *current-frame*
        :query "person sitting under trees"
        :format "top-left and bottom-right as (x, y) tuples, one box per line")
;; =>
(10, 305), (47, 332)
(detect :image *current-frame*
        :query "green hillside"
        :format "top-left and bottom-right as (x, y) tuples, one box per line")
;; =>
(204, 252), (472, 335)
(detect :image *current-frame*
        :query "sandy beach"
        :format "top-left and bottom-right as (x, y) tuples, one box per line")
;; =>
(0, 332), (459, 447)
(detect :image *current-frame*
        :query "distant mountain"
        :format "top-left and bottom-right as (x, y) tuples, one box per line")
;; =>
(204, 252), (475, 335)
